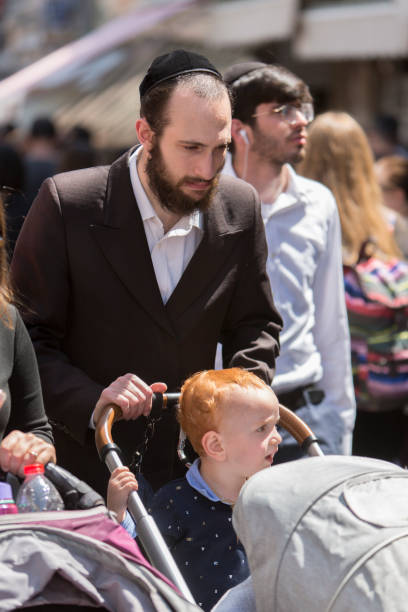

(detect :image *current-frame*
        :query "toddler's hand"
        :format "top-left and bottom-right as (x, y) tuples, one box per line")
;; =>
(107, 466), (139, 523)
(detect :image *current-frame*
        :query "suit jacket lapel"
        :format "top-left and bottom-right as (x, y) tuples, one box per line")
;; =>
(90, 149), (175, 337)
(165, 190), (244, 321)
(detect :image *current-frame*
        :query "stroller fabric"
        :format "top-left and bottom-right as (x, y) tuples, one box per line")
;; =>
(233, 455), (408, 612)
(0, 506), (200, 611)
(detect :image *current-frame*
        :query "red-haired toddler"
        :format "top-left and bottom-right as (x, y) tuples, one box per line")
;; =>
(107, 368), (281, 610)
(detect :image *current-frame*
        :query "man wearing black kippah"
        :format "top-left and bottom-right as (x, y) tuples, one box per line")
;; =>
(11, 49), (282, 496)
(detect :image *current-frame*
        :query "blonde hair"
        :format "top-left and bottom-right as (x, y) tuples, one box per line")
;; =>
(178, 368), (268, 455)
(298, 111), (400, 264)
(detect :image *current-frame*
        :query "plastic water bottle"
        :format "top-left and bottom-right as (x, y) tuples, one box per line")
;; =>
(0, 482), (18, 514)
(16, 464), (64, 512)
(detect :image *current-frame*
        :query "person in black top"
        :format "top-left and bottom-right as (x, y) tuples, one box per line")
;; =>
(0, 190), (55, 476)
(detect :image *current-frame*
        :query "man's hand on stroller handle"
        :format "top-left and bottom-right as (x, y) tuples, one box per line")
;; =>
(93, 374), (167, 425)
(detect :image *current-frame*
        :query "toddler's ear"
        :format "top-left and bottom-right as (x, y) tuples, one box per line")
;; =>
(201, 431), (225, 461)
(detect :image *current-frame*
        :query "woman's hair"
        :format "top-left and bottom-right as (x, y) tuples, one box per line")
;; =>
(178, 368), (268, 455)
(0, 143), (23, 321)
(0, 192), (12, 321)
(375, 155), (408, 203)
(298, 111), (400, 264)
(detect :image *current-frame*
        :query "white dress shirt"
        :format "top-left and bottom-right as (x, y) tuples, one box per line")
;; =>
(128, 147), (203, 304)
(221, 154), (355, 454)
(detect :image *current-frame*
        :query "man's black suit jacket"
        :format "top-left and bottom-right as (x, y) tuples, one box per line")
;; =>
(11, 149), (282, 495)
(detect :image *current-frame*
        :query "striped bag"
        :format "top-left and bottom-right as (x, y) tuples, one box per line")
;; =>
(344, 250), (408, 411)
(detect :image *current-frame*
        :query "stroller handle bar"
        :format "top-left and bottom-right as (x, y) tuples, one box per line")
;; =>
(278, 403), (324, 457)
(95, 393), (323, 459)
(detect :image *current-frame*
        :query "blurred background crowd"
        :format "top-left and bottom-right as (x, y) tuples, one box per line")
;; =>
(0, 0), (407, 259)
(0, 0), (407, 151)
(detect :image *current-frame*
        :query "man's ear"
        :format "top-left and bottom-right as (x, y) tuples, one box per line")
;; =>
(201, 430), (226, 462)
(231, 118), (251, 146)
(136, 118), (154, 152)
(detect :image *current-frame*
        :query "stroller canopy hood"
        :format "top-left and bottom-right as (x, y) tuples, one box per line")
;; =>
(233, 455), (408, 612)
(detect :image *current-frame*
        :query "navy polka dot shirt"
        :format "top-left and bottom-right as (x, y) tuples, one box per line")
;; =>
(121, 460), (249, 610)
(149, 476), (249, 610)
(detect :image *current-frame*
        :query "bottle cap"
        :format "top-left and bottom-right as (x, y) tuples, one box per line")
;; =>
(0, 481), (14, 500)
(23, 463), (44, 475)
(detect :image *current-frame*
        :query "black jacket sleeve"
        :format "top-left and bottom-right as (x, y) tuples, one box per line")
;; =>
(3, 307), (53, 444)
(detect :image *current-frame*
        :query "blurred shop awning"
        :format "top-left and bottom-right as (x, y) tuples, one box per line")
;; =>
(0, 0), (197, 109)
(294, 1), (408, 60)
(156, 0), (299, 47)
(51, 58), (145, 150)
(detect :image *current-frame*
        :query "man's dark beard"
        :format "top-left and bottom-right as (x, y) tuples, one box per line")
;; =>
(145, 141), (220, 215)
(252, 125), (306, 166)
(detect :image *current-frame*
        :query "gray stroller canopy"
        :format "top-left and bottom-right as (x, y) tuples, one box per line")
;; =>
(233, 455), (408, 612)
(0, 505), (200, 611)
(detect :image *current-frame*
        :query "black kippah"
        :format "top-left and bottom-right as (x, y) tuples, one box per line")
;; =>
(140, 49), (222, 99)
(223, 62), (267, 86)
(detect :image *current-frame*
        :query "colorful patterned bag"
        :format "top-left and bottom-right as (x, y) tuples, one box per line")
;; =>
(344, 245), (408, 411)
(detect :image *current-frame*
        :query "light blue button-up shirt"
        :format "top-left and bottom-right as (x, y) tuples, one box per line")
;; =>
(221, 154), (355, 455)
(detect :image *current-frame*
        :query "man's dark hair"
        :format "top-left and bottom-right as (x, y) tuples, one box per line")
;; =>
(226, 64), (312, 127)
(68, 124), (92, 144)
(373, 113), (399, 145)
(140, 72), (231, 138)
(30, 116), (56, 139)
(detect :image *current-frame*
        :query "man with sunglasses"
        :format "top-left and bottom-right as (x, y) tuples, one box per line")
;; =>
(222, 62), (355, 461)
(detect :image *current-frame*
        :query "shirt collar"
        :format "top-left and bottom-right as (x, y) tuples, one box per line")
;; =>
(186, 458), (231, 504)
(224, 152), (301, 215)
(128, 146), (203, 232)
(284, 164), (301, 200)
(224, 152), (298, 198)
(223, 152), (237, 178)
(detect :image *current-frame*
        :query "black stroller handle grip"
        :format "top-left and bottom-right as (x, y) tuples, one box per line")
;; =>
(150, 392), (180, 417)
